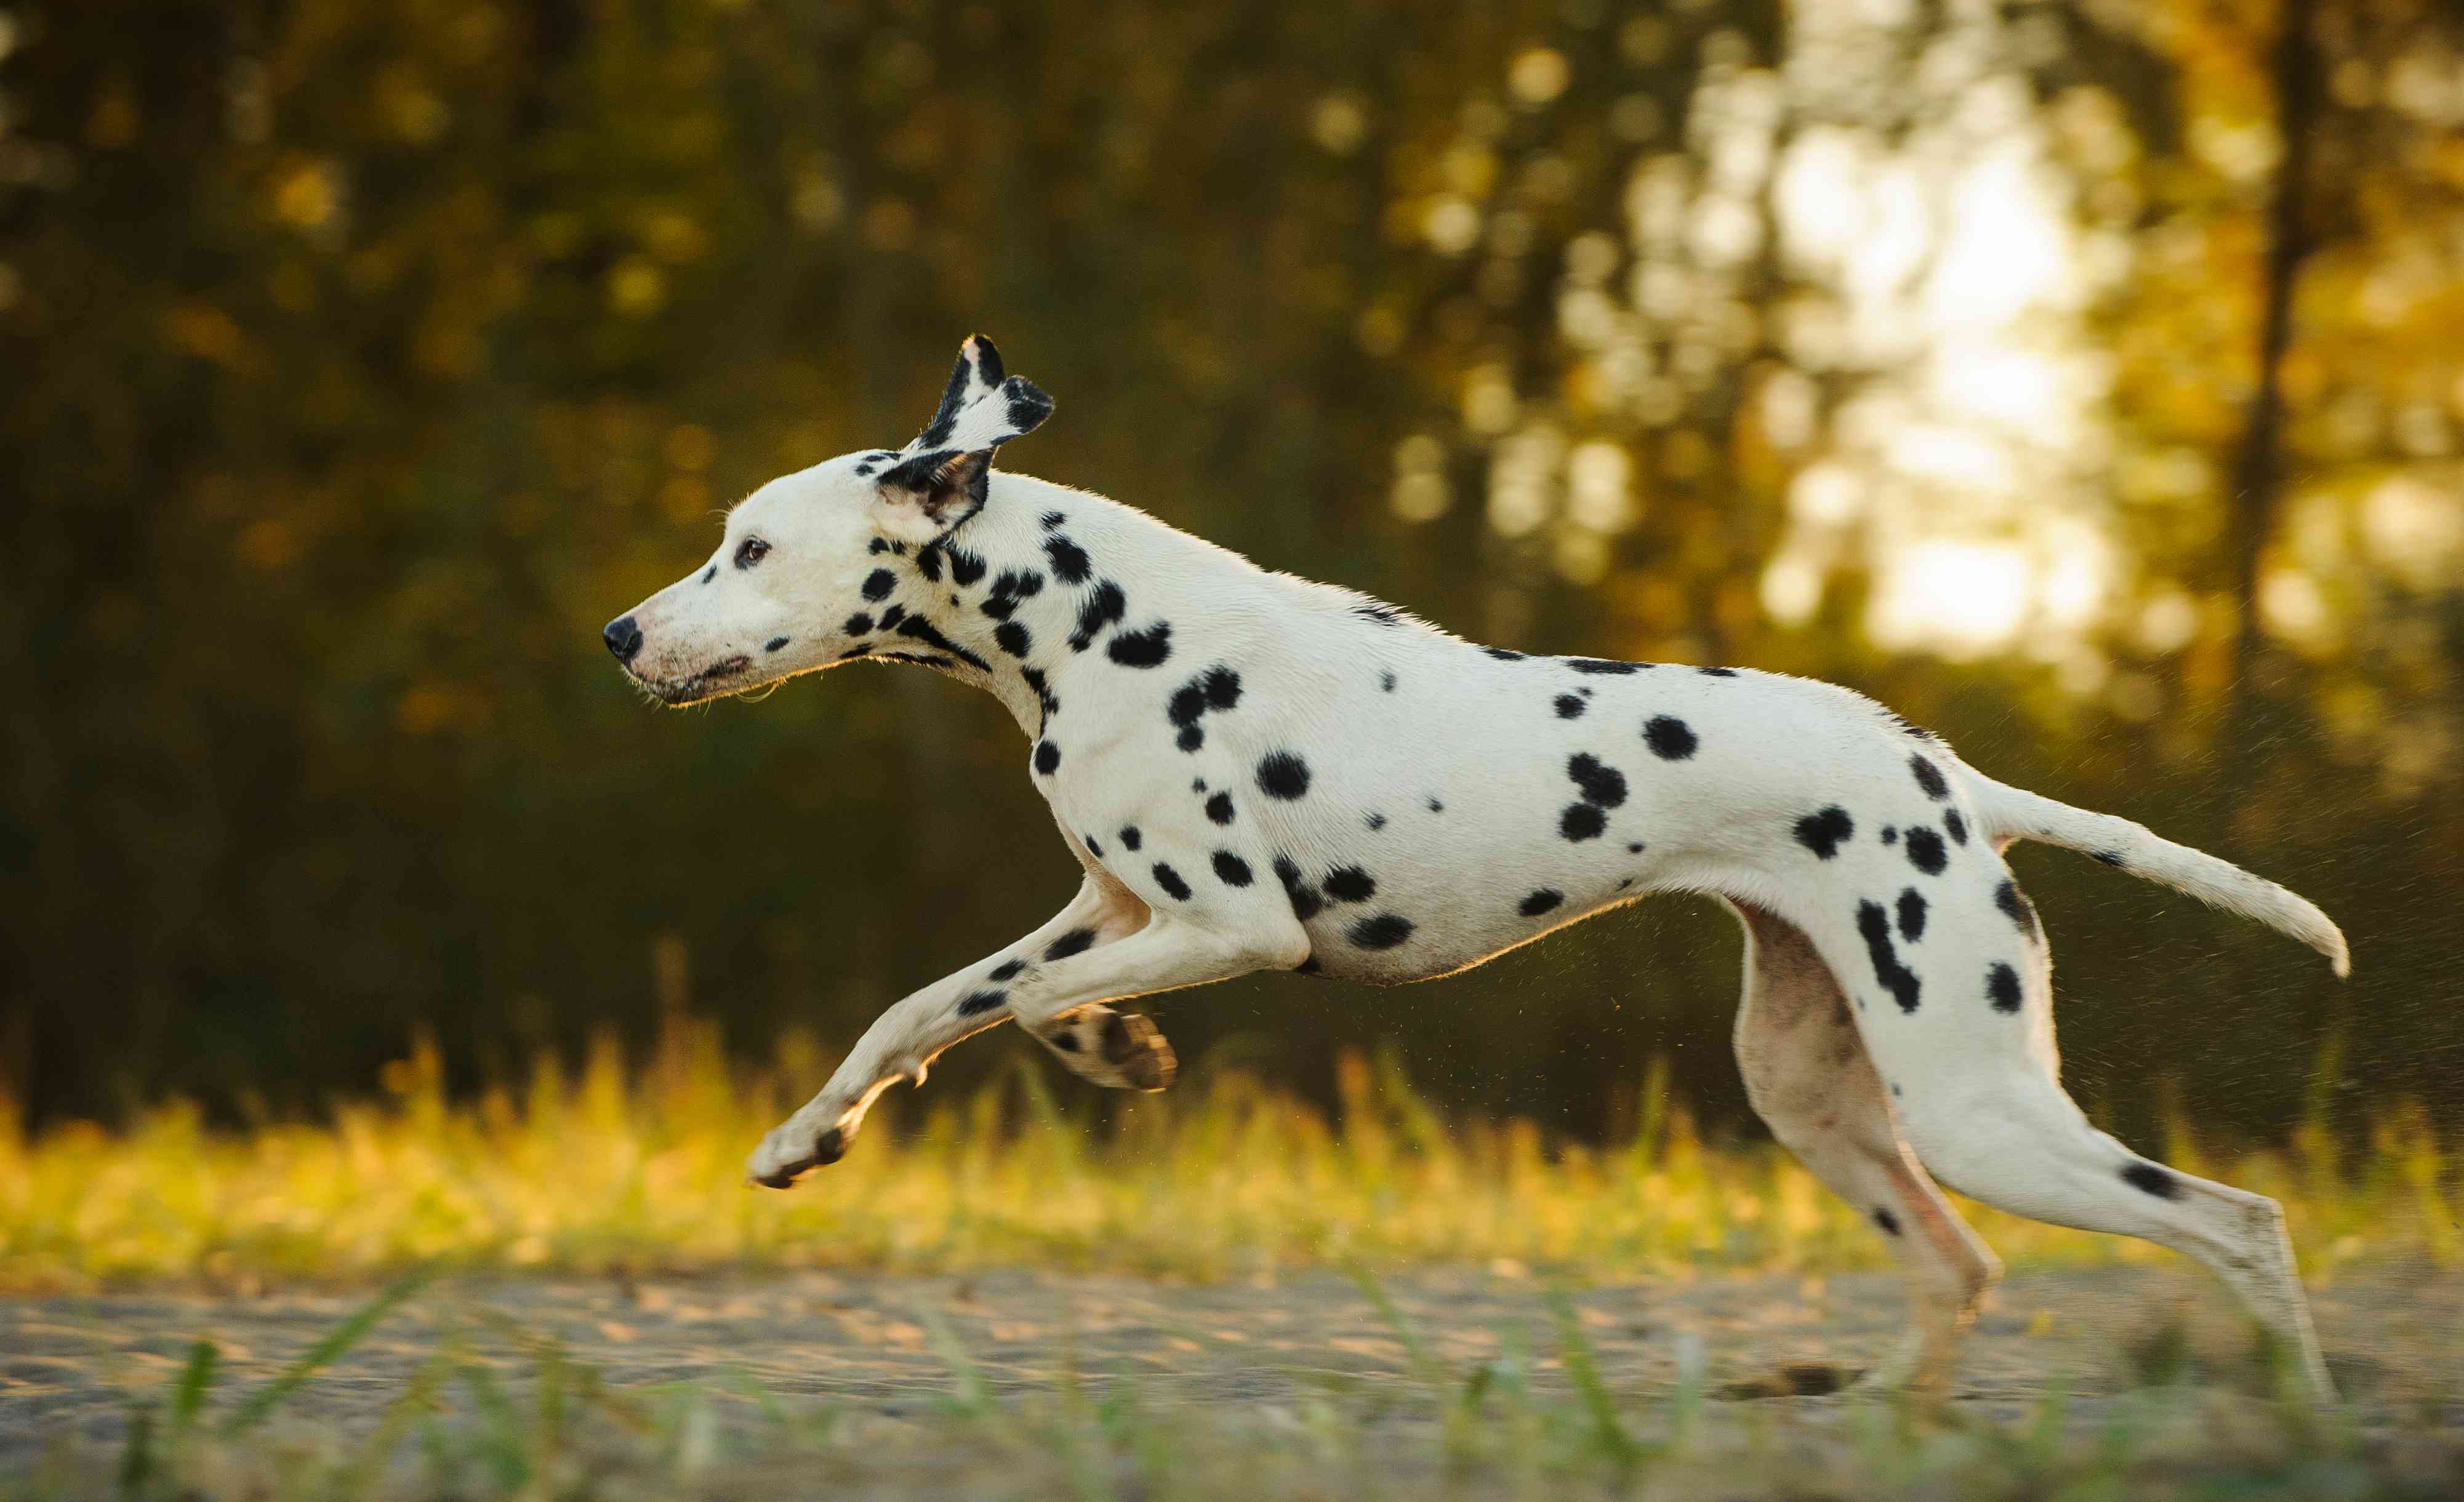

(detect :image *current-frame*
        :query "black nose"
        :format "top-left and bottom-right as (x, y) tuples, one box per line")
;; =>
(603, 615), (643, 664)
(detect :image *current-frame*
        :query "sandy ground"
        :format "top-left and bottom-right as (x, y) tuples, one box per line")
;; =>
(6, 1263), (2460, 1474)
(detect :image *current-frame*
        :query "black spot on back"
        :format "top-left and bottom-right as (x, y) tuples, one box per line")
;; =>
(956, 989), (1008, 1016)
(877, 603), (907, 631)
(701, 564), (716, 585)
(1643, 716), (1697, 760)
(1986, 962), (2023, 1013)
(1564, 657), (1639, 675)
(1910, 754), (1949, 801)
(1045, 928), (1097, 962)
(1855, 900), (1922, 1013)
(1794, 806), (1855, 859)
(1994, 879), (2039, 939)
(1151, 862), (1192, 901)
(1211, 851), (1253, 886)
(862, 569), (896, 601)
(2094, 849), (2125, 867)
(1519, 889), (1563, 917)
(1698, 666), (1738, 677)
(1069, 580), (1126, 651)
(1352, 603), (1400, 625)
(1108, 622), (1173, 667)
(1555, 694), (1586, 720)
(1363, 812), (1386, 831)
(1896, 888), (1927, 941)
(1906, 827), (1946, 875)
(994, 621), (1032, 657)
(1347, 914), (1414, 950)
(1118, 826), (1142, 851)
(1567, 753), (1627, 808)
(1040, 510), (1066, 530)
(1872, 1208), (1901, 1237)
(843, 613), (874, 636)
(766, 636), (790, 653)
(1205, 792), (1235, 825)
(1322, 866), (1375, 903)
(947, 548), (987, 586)
(1484, 648), (1527, 662)
(1560, 804), (1607, 841)
(1257, 752), (1311, 800)
(1380, 670), (1397, 693)
(989, 958), (1026, 982)
(1044, 535), (1091, 583)
(1034, 740), (1061, 776)
(1944, 809), (1967, 845)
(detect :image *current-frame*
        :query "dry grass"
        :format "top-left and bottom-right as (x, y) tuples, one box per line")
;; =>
(4, 1020), (2455, 1295)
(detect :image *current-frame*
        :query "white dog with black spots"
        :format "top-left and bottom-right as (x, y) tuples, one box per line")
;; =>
(606, 339), (2351, 1397)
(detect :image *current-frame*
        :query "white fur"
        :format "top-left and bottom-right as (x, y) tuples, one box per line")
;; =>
(608, 342), (2347, 1396)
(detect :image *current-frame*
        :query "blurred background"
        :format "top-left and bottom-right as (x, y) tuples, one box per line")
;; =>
(4, 0), (2459, 1151)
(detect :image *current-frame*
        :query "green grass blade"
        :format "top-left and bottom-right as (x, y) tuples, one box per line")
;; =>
(1347, 1264), (1451, 1392)
(113, 1401), (156, 1501)
(165, 1339), (220, 1438)
(222, 1268), (431, 1436)
(1546, 1288), (1644, 1472)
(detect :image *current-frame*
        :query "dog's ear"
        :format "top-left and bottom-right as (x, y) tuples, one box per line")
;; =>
(871, 337), (1054, 544)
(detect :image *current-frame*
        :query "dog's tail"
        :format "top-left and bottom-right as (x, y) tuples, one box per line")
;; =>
(1964, 771), (2350, 977)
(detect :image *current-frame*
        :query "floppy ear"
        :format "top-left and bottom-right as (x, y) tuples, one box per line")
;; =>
(871, 336), (1054, 544)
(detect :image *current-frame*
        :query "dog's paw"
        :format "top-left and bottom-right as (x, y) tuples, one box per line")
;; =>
(746, 1121), (848, 1189)
(1043, 1006), (1176, 1092)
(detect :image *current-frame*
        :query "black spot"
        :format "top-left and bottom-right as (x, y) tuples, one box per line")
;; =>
(837, 644), (873, 660)
(1107, 622), (1173, 667)
(1484, 648), (1527, 661)
(1943, 809), (1968, 845)
(1896, 888), (1927, 942)
(947, 548), (987, 586)
(1888, 711), (1941, 742)
(1193, 778), (1206, 792)
(701, 564), (716, 585)
(1212, 851), (1253, 887)
(896, 615), (993, 672)
(1348, 914), (1415, 950)
(1118, 825), (1142, 851)
(1035, 741), (1061, 775)
(1910, 755), (1949, 801)
(1322, 867), (1375, 903)
(1564, 657), (1639, 675)
(1555, 694), (1587, 720)
(1855, 900), (1922, 1013)
(1273, 857), (1324, 920)
(2121, 1162), (2180, 1200)
(1986, 962), (2023, 1013)
(1069, 580), (1126, 651)
(980, 569), (1046, 620)
(1379, 670), (1397, 693)
(1794, 806), (1855, 859)
(1994, 880), (2039, 940)
(2095, 848), (2125, 867)
(989, 958), (1026, 982)
(1698, 666), (1738, 677)
(1363, 812), (1386, 831)
(878, 603), (908, 631)
(1044, 535), (1092, 583)
(1905, 827), (1946, 875)
(1872, 1208), (1901, 1237)
(766, 636), (790, 653)
(1151, 863), (1191, 901)
(956, 989), (1007, 1016)
(1050, 1029), (1080, 1052)
(1567, 753), (1627, 808)
(1519, 889), (1563, 917)
(1166, 665), (1242, 752)
(1045, 928), (1097, 961)
(862, 569), (896, 601)
(1257, 752), (1311, 800)
(869, 537), (891, 555)
(1040, 510), (1066, 530)
(994, 621), (1032, 657)
(1881, 826), (1898, 845)
(1352, 603), (1401, 625)
(1205, 792), (1235, 825)
(1084, 836), (1102, 857)
(1627, 842), (1644, 853)
(1560, 803), (1607, 841)
(1022, 665), (1058, 719)
(1426, 797), (1444, 813)
(915, 546), (943, 582)
(1293, 954), (1321, 974)
(1643, 716), (1697, 760)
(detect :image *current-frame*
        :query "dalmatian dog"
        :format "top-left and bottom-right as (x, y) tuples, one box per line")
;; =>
(606, 338), (2350, 1396)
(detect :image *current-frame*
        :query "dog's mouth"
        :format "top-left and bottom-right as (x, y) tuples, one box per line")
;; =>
(642, 654), (755, 705)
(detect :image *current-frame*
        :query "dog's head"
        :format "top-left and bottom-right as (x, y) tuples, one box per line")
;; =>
(604, 336), (1052, 704)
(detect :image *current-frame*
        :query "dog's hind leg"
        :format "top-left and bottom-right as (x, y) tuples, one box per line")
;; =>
(1728, 899), (1999, 1391)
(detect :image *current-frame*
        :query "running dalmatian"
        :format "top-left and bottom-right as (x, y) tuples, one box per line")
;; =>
(605, 338), (2350, 1396)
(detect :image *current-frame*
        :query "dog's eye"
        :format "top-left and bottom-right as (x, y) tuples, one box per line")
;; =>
(733, 537), (771, 570)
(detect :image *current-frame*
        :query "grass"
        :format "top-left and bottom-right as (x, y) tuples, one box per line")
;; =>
(1, 1018), (2455, 1293)
(10, 1267), (2459, 1501)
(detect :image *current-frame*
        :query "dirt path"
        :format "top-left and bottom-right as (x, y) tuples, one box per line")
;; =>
(7, 1264), (2460, 1469)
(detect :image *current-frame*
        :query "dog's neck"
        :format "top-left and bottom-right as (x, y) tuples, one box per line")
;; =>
(864, 473), (1234, 742)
